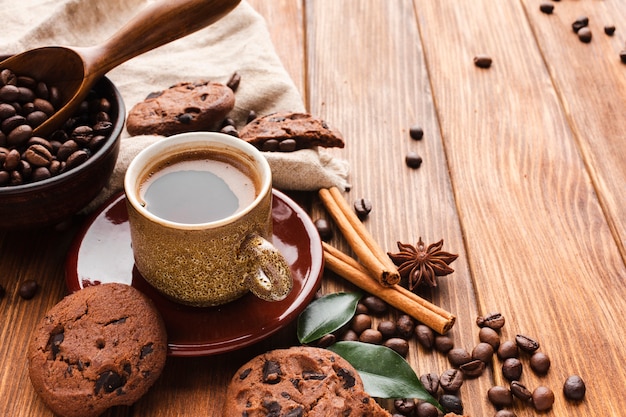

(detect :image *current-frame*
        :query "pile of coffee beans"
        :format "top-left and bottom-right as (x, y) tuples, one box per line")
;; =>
(0, 68), (114, 186)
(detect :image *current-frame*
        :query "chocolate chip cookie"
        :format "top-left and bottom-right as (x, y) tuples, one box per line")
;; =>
(28, 283), (167, 417)
(222, 346), (391, 416)
(239, 112), (345, 152)
(126, 80), (235, 136)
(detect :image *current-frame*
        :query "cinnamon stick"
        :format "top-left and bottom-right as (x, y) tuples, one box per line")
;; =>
(323, 242), (455, 334)
(318, 187), (400, 286)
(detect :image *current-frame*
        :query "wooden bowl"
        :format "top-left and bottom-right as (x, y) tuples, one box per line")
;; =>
(0, 74), (125, 230)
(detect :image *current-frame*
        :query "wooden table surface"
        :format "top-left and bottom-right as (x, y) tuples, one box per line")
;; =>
(2, 1), (625, 416)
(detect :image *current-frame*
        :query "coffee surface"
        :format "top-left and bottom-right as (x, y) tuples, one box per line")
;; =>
(140, 155), (257, 224)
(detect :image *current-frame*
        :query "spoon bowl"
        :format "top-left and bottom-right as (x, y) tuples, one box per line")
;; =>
(0, 0), (241, 137)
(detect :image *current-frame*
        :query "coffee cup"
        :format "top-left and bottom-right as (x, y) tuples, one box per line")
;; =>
(124, 132), (292, 307)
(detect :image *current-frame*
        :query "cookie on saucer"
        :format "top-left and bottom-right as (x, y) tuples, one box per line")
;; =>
(28, 283), (167, 417)
(222, 346), (391, 416)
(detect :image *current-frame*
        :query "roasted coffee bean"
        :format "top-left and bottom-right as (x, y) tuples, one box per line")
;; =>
(351, 314), (372, 334)
(419, 373), (439, 396)
(353, 198), (372, 219)
(31, 167), (51, 182)
(261, 139), (279, 152)
(17, 86), (35, 103)
(479, 326), (500, 350)
(377, 320), (397, 338)
(2, 114), (27, 134)
(502, 357), (523, 381)
(415, 324), (435, 349)
(447, 348), (472, 367)
(439, 394), (463, 415)
(24, 144), (52, 167)
(578, 27), (592, 43)
(340, 329), (359, 342)
(487, 386), (513, 407)
(361, 295), (387, 315)
(405, 152), (423, 169)
(226, 72), (241, 91)
(0, 103), (16, 119)
(563, 375), (586, 401)
(409, 125), (424, 140)
(7, 124), (33, 148)
(0, 84), (20, 102)
(532, 386), (555, 411)
(529, 351), (551, 374)
(439, 368), (463, 392)
(70, 125), (94, 145)
(57, 140), (79, 161)
(510, 380), (532, 401)
(604, 25), (616, 36)
(3, 148), (21, 170)
(246, 110), (258, 123)
(416, 401), (438, 417)
(460, 359), (485, 378)
(383, 338), (409, 357)
(515, 334), (540, 353)
(497, 340), (519, 359)
(434, 334), (454, 353)
(278, 138), (297, 152)
(0, 171), (9, 185)
(396, 314), (415, 338)
(539, 2), (554, 14)
(572, 16), (589, 33)
(313, 218), (333, 241)
(18, 279), (38, 299)
(33, 98), (55, 116)
(65, 149), (90, 170)
(355, 302), (368, 315)
(0, 69), (17, 86)
(219, 125), (238, 137)
(394, 398), (416, 415)
(495, 411), (517, 417)
(472, 342), (494, 363)
(26, 111), (48, 127)
(359, 328), (383, 344)
(474, 55), (493, 69)
(315, 333), (336, 348)
(476, 312), (505, 330)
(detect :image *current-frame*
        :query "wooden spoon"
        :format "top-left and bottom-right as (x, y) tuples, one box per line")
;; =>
(0, 0), (241, 137)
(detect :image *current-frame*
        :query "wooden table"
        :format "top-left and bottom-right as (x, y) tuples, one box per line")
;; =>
(2, 1), (625, 416)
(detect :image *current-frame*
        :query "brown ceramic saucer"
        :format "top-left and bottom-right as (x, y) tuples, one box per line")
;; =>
(65, 189), (323, 357)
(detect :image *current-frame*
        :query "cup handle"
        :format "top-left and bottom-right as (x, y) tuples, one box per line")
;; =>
(239, 234), (293, 301)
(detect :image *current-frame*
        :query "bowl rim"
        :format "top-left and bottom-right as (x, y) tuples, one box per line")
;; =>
(0, 75), (125, 195)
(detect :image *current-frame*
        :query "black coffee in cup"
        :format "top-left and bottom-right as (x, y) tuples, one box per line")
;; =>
(138, 149), (260, 224)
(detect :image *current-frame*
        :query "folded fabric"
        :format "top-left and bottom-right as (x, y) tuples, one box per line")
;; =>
(1, 0), (350, 212)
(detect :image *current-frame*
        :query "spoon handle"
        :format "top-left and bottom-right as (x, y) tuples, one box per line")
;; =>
(82, 0), (241, 78)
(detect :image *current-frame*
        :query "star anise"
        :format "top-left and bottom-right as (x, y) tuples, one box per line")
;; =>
(387, 237), (458, 290)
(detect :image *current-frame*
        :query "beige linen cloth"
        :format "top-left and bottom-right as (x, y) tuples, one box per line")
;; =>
(1, 0), (350, 211)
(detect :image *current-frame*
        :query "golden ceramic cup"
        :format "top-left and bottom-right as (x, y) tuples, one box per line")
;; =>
(124, 132), (292, 307)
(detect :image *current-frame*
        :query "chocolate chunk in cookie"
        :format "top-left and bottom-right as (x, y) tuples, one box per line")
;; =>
(126, 80), (235, 136)
(239, 112), (345, 152)
(222, 346), (391, 417)
(28, 283), (167, 417)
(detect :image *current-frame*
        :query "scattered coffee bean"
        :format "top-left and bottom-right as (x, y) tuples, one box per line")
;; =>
(416, 401), (438, 417)
(434, 334), (454, 353)
(497, 340), (519, 359)
(316, 333), (336, 348)
(510, 380), (532, 401)
(396, 314), (415, 339)
(502, 357), (523, 381)
(476, 312), (505, 330)
(460, 359), (485, 378)
(487, 385), (513, 407)
(226, 71), (241, 92)
(351, 314), (372, 334)
(394, 398), (416, 415)
(353, 197), (372, 219)
(340, 329), (359, 342)
(409, 125), (424, 140)
(377, 320), (397, 338)
(383, 337), (409, 357)
(220, 124), (238, 137)
(572, 16), (589, 33)
(361, 295), (387, 315)
(439, 394), (463, 415)
(415, 324), (435, 349)
(246, 110), (257, 124)
(359, 328), (383, 344)
(563, 375), (586, 401)
(539, 2), (554, 14)
(515, 334), (540, 353)
(18, 279), (38, 299)
(529, 351), (551, 374)
(355, 302), (368, 315)
(313, 218), (333, 241)
(478, 326), (500, 350)
(419, 373), (440, 396)
(473, 55), (493, 69)
(439, 368), (463, 392)
(405, 152), (423, 169)
(578, 27), (592, 43)
(604, 25), (616, 36)
(472, 342), (494, 363)
(532, 386), (555, 411)
(447, 347), (472, 367)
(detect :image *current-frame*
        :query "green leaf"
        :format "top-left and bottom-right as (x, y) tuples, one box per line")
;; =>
(328, 341), (442, 410)
(297, 292), (361, 344)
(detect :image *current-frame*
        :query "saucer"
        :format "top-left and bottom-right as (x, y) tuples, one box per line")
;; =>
(65, 190), (323, 357)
